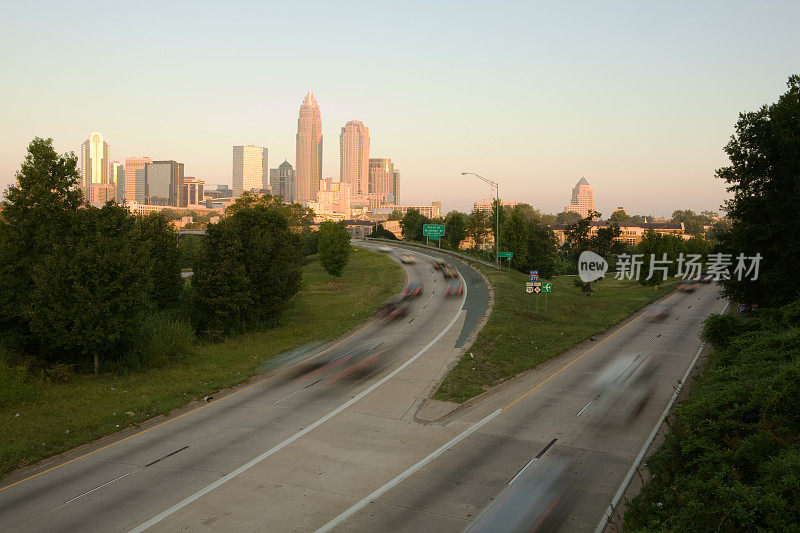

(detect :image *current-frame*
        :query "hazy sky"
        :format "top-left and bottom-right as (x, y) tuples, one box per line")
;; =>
(1, 1), (798, 215)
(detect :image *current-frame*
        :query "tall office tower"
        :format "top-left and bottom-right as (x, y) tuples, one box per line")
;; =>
(391, 168), (400, 205)
(182, 177), (205, 207)
(111, 162), (124, 203)
(80, 132), (112, 204)
(125, 156), (153, 203)
(145, 160), (185, 207)
(339, 120), (370, 196)
(232, 145), (268, 195)
(368, 158), (395, 205)
(269, 160), (296, 202)
(296, 91), (322, 204)
(564, 177), (596, 218)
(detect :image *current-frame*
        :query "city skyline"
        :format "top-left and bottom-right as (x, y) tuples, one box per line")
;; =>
(2, 3), (799, 216)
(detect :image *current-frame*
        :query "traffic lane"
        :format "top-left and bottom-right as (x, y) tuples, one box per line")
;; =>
(0, 249), (446, 530)
(328, 285), (721, 532)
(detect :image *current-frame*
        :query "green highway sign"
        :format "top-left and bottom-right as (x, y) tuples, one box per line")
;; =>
(542, 282), (552, 293)
(498, 251), (513, 258)
(423, 224), (445, 237)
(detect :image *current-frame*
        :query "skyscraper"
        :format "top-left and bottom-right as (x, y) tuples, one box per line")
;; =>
(145, 160), (185, 207)
(124, 156), (153, 203)
(296, 91), (322, 204)
(564, 177), (596, 218)
(182, 177), (205, 207)
(340, 120), (369, 196)
(269, 160), (296, 202)
(111, 162), (124, 204)
(392, 168), (401, 205)
(80, 132), (112, 204)
(232, 145), (268, 195)
(369, 158), (396, 205)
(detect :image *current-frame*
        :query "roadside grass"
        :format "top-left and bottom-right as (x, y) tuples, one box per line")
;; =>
(433, 267), (671, 403)
(0, 248), (403, 479)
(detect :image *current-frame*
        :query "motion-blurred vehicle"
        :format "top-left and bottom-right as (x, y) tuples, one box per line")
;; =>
(374, 296), (409, 322)
(592, 353), (657, 423)
(432, 259), (445, 270)
(445, 279), (463, 296)
(678, 280), (697, 292)
(400, 254), (416, 264)
(402, 282), (423, 299)
(442, 264), (458, 279)
(647, 302), (670, 322)
(700, 273), (713, 283)
(378, 246), (393, 253)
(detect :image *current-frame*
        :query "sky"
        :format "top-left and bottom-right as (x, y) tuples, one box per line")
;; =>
(1, 1), (798, 216)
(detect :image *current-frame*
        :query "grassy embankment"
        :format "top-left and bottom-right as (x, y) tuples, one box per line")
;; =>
(622, 302), (800, 531)
(0, 249), (403, 479)
(433, 267), (670, 403)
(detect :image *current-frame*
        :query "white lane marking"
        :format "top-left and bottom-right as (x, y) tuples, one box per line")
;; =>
(273, 388), (303, 405)
(593, 301), (729, 533)
(576, 396), (598, 417)
(507, 456), (538, 486)
(130, 287), (468, 533)
(316, 409), (503, 533)
(65, 472), (131, 504)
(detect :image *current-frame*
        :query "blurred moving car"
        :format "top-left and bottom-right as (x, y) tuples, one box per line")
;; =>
(678, 280), (697, 292)
(647, 302), (670, 322)
(442, 264), (458, 279)
(378, 246), (393, 253)
(432, 259), (445, 270)
(374, 297), (409, 322)
(592, 353), (657, 423)
(402, 282), (423, 299)
(445, 279), (463, 296)
(401, 254), (416, 264)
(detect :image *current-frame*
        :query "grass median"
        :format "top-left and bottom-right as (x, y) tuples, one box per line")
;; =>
(0, 248), (403, 479)
(433, 267), (670, 403)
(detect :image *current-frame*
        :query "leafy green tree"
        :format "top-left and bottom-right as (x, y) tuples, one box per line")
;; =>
(0, 137), (84, 350)
(526, 222), (559, 278)
(318, 220), (351, 276)
(136, 212), (182, 309)
(400, 208), (428, 241)
(369, 223), (397, 240)
(178, 234), (203, 270)
(499, 209), (529, 269)
(226, 192), (314, 229)
(715, 75), (800, 306)
(192, 204), (302, 337)
(466, 209), (490, 247)
(636, 229), (685, 285)
(609, 209), (631, 223)
(556, 211), (581, 225)
(444, 211), (467, 249)
(387, 210), (404, 221)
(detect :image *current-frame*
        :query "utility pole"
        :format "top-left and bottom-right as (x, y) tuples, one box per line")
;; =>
(462, 171), (500, 268)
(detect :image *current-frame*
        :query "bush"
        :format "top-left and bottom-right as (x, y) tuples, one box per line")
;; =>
(701, 312), (743, 349)
(318, 221), (351, 277)
(0, 360), (39, 409)
(136, 213), (183, 309)
(127, 311), (195, 369)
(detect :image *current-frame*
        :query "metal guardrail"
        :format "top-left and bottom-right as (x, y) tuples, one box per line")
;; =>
(364, 237), (500, 270)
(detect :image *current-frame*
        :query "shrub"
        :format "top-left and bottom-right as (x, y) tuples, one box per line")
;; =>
(128, 311), (195, 369)
(701, 312), (742, 349)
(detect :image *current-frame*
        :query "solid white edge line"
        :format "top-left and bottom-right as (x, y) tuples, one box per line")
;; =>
(592, 300), (729, 533)
(64, 472), (131, 505)
(316, 409), (503, 533)
(129, 282), (469, 533)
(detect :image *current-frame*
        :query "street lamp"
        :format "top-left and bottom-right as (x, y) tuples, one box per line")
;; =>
(462, 171), (500, 267)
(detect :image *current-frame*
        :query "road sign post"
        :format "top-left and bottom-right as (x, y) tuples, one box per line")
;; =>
(542, 281), (552, 313)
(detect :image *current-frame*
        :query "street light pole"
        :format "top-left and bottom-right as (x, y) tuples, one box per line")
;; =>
(462, 171), (500, 268)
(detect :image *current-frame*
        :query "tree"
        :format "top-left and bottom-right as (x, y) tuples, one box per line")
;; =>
(400, 208), (427, 241)
(28, 204), (151, 373)
(0, 137), (84, 350)
(369, 223), (398, 240)
(387, 210), (404, 221)
(136, 212), (182, 309)
(226, 192), (314, 229)
(318, 220), (351, 276)
(444, 211), (467, 249)
(526, 223), (559, 278)
(715, 75), (800, 306)
(609, 209), (631, 223)
(192, 204), (302, 337)
(466, 209), (490, 247)
(500, 209), (529, 269)
(556, 211), (581, 225)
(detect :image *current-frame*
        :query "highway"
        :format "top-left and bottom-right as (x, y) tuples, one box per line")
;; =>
(0, 243), (488, 532)
(0, 242), (724, 533)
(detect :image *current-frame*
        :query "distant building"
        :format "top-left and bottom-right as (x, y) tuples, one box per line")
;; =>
(564, 177), (596, 218)
(374, 201), (441, 219)
(308, 178), (351, 221)
(204, 184), (234, 200)
(111, 162), (124, 204)
(269, 160), (296, 202)
(182, 177), (205, 207)
(232, 145), (268, 196)
(145, 160), (185, 207)
(80, 132), (112, 205)
(392, 169), (401, 205)
(340, 120), (370, 196)
(368, 158), (396, 206)
(124, 156), (152, 203)
(473, 200), (521, 213)
(551, 221), (687, 246)
(296, 91), (323, 204)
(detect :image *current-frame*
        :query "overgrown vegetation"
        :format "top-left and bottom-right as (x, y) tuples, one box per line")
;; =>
(622, 301), (800, 531)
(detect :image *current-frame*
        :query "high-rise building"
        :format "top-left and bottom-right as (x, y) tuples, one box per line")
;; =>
(296, 91), (322, 204)
(232, 145), (268, 195)
(340, 120), (370, 196)
(124, 157), (153, 203)
(182, 177), (205, 207)
(392, 168), (400, 205)
(80, 132), (112, 204)
(269, 160), (296, 202)
(368, 158), (396, 206)
(145, 160), (185, 207)
(308, 177), (351, 219)
(111, 162), (124, 203)
(564, 177), (596, 218)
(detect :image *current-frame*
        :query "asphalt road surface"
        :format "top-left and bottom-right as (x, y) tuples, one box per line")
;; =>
(0, 245), (723, 533)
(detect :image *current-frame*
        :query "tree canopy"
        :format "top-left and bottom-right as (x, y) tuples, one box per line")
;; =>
(318, 220), (351, 276)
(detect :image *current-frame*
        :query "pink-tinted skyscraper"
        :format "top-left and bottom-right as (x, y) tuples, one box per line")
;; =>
(80, 132), (112, 204)
(340, 120), (370, 196)
(564, 177), (596, 218)
(296, 91), (323, 204)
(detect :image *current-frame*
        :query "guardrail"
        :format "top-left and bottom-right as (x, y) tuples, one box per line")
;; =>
(364, 237), (500, 270)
